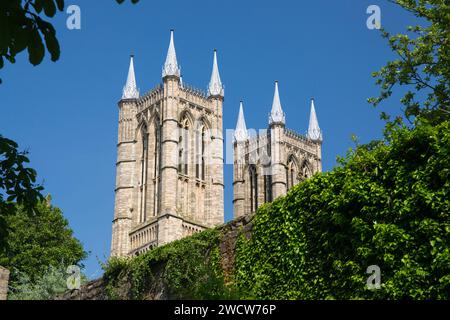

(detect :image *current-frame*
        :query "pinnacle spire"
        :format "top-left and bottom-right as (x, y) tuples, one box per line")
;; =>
(269, 81), (285, 125)
(234, 101), (248, 142)
(162, 29), (180, 78)
(208, 49), (224, 97)
(307, 98), (322, 141)
(122, 55), (139, 99)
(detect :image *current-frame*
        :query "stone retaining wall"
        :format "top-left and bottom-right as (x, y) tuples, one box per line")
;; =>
(58, 213), (254, 300)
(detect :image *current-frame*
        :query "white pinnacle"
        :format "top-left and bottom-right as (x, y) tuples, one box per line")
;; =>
(234, 101), (248, 142)
(122, 55), (139, 99)
(269, 81), (285, 125)
(208, 49), (224, 97)
(307, 98), (322, 141)
(162, 29), (180, 78)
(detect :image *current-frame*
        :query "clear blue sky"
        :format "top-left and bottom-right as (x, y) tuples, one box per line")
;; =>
(0, 0), (418, 278)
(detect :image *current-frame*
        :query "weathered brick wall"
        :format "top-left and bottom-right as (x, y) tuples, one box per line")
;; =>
(58, 213), (254, 300)
(0, 266), (10, 300)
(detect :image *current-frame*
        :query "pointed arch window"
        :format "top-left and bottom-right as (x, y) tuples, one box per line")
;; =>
(249, 165), (258, 212)
(300, 160), (312, 181)
(140, 124), (149, 222)
(264, 174), (272, 203)
(287, 156), (299, 190)
(196, 123), (208, 180)
(153, 123), (161, 179)
(153, 120), (161, 216)
(178, 117), (189, 175)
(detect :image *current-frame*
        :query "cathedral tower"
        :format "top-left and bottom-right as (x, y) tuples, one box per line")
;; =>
(232, 82), (323, 217)
(111, 31), (225, 257)
(111, 55), (139, 257)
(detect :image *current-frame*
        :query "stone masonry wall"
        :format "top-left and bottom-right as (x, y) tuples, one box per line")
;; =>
(0, 266), (10, 300)
(218, 214), (254, 283)
(58, 213), (254, 300)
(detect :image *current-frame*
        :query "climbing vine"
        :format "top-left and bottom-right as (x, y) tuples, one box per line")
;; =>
(234, 119), (450, 299)
(103, 228), (236, 299)
(102, 119), (449, 300)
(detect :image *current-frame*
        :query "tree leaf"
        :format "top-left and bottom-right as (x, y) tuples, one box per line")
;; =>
(27, 27), (45, 66)
(42, 0), (56, 17)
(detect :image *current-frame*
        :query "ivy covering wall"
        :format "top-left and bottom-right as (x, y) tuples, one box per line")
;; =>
(102, 119), (449, 300)
(103, 229), (237, 300)
(234, 119), (450, 299)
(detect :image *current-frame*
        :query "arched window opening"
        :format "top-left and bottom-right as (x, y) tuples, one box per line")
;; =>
(249, 165), (258, 212)
(178, 135), (183, 173)
(154, 125), (160, 178)
(153, 122), (161, 216)
(300, 160), (312, 181)
(196, 123), (208, 180)
(287, 156), (299, 190)
(202, 129), (205, 180)
(264, 174), (272, 203)
(140, 125), (149, 223)
(178, 117), (189, 175)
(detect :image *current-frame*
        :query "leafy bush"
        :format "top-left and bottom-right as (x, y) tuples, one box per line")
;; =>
(0, 135), (44, 250)
(8, 263), (87, 300)
(0, 200), (87, 286)
(235, 119), (450, 299)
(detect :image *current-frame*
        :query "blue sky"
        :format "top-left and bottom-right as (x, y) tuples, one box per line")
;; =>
(0, 0), (418, 278)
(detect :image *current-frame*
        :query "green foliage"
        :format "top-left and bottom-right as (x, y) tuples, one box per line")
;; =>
(103, 228), (237, 300)
(0, 1), (140, 83)
(0, 135), (44, 251)
(0, 0), (65, 83)
(234, 119), (450, 299)
(103, 119), (448, 300)
(369, 0), (450, 124)
(0, 200), (87, 286)
(8, 263), (87, 300)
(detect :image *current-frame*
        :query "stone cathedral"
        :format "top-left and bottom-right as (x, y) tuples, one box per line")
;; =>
(233, 85), (322, 217)
(111, 31), (323, 258)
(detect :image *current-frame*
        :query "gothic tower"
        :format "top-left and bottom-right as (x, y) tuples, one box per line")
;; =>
(111, 31), (225, 257)
(232, 82), (323, 217)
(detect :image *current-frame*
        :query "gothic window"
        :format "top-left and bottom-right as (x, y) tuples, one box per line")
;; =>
(286, 156), (299, 190)
(264, 174), (272, 203)
(300, 160), (312, 181)
(201, 128), (205, 180)
(153, 124), (161, 179)
(140, 124), (149, 223)
(153, 121), (161, 216)
(249, 165), (258, 212)
(178, 135), (183, 173)
(178, 117), (190, 175)
(196, 122), (208, 180)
